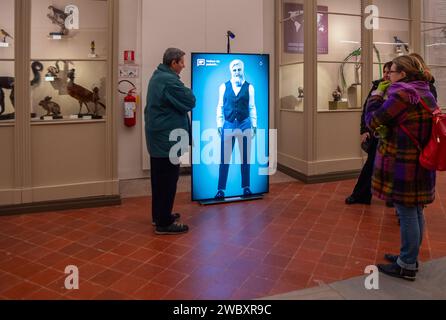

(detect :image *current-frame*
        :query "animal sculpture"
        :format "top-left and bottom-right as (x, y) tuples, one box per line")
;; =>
(67, 69), (106, 116)
(38, 96), (61, 117)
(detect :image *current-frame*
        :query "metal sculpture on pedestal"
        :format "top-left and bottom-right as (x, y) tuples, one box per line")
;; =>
(338, 45), (382, 108)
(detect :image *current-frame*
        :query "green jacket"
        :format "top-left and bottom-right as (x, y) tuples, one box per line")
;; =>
(144, 64), (196, 158)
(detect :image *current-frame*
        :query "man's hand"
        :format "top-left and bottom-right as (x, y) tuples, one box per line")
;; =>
(218, 127), (223, 137)
(377, 80), (391, 95)
(361, 132), (370, 143)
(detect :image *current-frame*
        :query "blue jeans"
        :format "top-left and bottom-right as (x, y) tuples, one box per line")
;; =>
(394, 204), (424, 271)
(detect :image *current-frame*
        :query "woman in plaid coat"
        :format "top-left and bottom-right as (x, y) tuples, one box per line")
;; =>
(365, 55), (437, 281)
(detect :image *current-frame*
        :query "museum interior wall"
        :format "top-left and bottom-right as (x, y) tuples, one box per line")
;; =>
(117, 0), (275, 179)
(2, 0), (445, 210)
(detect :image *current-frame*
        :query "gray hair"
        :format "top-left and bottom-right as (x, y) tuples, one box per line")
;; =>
(163, 48), (185, 66)
(229, 59), (244, 71)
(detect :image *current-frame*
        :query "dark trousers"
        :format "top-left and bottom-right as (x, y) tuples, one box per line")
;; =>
(150, 157), (180, 227)
(351, 137), (378, 200)
(218, 118), (252, 190)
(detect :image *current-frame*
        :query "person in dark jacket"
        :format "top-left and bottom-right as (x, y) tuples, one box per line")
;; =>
(144, 48), (196, 235)
(345, 62), (392, 205)
(366, 55), (437, 281)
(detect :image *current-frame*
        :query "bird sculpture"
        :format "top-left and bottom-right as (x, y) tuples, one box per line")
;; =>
(393, 36), (410, 54)
(0, 29), (13, 42)
(47, 5), (69, 35)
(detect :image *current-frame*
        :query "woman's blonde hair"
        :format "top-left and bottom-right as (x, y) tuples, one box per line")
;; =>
(392, 54), (433, 82)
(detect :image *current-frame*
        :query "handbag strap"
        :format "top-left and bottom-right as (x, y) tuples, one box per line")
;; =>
(398, 98), (436, 152)
(400, 124), (422, 152)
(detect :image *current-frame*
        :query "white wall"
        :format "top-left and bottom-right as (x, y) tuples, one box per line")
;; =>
(117, 0), (275, 179)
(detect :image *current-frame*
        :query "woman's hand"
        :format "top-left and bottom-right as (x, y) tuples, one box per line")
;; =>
(377, 80), (391, 95)
(361, 132), (370, 143)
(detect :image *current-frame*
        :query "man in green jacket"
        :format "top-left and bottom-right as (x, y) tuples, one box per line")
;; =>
(144, 48), (196, 235)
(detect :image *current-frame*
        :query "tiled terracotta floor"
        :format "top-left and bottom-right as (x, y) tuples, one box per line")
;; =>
(1, 173), (446, 300)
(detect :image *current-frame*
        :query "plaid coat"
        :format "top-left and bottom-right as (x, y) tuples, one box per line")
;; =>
(365, 81), (436, 207)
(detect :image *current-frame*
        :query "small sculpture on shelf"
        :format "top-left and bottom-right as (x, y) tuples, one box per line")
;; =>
(0, 61), (43, 120)
(297, 87), (304, 99)
(394, 36), (410, 56)
(88, 41), (98, 58)
(38, 96), (62, 119)
(47, 5), (69, 36)
(45, 60), (73, 95)
(332, 86), (342, 102)
(0, 28), (13, 44)
(67, 69), (106, 119)
(329, 86), (347, 110)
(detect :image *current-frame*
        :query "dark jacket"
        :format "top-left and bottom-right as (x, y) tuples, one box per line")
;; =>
(361, 80), (380, 135)
(429, 77), (438, 101)
(144, 64), (196, 158)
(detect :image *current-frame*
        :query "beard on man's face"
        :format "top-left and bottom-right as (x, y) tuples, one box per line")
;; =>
(233, 74), (244, 87)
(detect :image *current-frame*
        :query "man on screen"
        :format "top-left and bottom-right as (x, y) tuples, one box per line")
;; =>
(214, 59), (257, 200)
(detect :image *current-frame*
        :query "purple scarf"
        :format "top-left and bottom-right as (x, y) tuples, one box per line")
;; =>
(387, 81), (431, 105)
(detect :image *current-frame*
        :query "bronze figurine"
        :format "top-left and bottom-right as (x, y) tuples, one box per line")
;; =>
(38, 96), (62, 119)
(332, 86), (342, 102)
(0, 29), (13, 43)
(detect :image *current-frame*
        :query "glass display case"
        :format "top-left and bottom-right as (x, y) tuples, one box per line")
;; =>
(0, 0), (15, 203)
(317, 0), (362, 110)
(279, 0), (304, 112)
(30, 0), (109, 121)
(422, 0), (446, 108)
(0, 0), (15, 122)
(0, 0), (118, 210)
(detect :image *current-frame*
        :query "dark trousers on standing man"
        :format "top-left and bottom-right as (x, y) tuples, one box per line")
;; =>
(218, 118), (252, 191)
(150, 157), (180, 227)
(351, 136), (378, 200)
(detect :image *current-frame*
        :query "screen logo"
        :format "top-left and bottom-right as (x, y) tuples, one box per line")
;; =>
(197, 59), (206, 67)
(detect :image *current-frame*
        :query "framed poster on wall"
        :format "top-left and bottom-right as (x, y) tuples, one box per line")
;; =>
(191, 53), (270, 202)
(283, 3), (328, 54)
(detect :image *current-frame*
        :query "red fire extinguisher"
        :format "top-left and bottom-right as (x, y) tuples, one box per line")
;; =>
(124, 89), (137, 127)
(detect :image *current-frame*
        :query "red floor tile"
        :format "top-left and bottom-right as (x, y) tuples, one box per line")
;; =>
(1, 174), (446, 300)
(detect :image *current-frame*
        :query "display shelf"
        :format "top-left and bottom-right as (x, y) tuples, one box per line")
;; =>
(317, 108), (362, 113)
(280, 108), (304, 113)
(31, 118), (106, 126)
(0, 120), (14, 127)
(31, 58), (107, 62)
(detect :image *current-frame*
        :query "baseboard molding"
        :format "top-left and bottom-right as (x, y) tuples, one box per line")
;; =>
(278, 164), (360, 184)
(0, 195), (122, 216)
